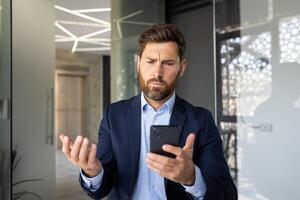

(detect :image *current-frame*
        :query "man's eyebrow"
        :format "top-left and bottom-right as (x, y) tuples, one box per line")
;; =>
(145, 57), (157, 60)
(162, 59), (176, 62)
(145, 57), (176, 62)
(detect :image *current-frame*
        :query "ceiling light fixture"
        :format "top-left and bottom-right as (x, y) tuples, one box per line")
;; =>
(56, 20), (105, 27)
(55, 5), (110, 27)
(79, 28), (111, 39)
(78, 40), (110, 46)
(76, 47), (111, 52)
(73, 8), (111, 13)
(55, 35), (70, 39)
(121, 20), (156, 26)
(55, 5), (111, 52)
(55, 37), (111, 42)
(78, 39), (111, 47)
(114, 10), (156, 39)
(55, 37), (74, 42)
(81, 38), (110, 42)
(114, 10), (143, 39)
(55, 21), (77, 39)
(72, 39), (79, 52)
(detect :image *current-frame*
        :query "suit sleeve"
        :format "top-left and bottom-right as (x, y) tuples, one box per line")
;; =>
(197, 111), (238, 200)
(79, 105), (117, 199)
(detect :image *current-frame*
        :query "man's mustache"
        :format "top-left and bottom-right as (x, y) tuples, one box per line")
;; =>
(147, 77), (167, 85)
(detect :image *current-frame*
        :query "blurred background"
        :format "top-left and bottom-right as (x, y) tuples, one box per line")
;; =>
(1, 0), (299, 199)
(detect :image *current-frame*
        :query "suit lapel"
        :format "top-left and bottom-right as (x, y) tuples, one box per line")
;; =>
(126, 94), (141, 194)
(165, 95), (187, 192)
(169, 95), (186, 146)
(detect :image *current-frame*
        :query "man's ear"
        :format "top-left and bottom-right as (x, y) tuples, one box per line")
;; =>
(179, 58), (187, 77)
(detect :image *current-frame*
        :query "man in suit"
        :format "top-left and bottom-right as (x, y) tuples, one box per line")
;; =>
(60, 24), (237, 200)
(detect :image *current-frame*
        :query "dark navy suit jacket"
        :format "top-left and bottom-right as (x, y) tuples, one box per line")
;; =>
(80, 94), (237, 200)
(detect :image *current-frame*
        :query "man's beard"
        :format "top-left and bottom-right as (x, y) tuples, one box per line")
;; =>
(138, 72), (179, 101)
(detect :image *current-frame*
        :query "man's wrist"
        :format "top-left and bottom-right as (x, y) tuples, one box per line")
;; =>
(183, 165), (196, 186)
(80, 168), (104, 191)
(82, 168), (101, 178)
(182, 165), (207, 198)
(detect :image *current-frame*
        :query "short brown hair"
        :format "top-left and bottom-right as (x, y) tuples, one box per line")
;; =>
(137, 24), (186, 60)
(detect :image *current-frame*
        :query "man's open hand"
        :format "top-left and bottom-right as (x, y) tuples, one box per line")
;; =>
(59, 134), (102, 177)
(146, 133), (196, 186)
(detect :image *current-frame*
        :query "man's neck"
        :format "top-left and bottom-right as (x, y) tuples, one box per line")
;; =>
(144, 92), (174, 111)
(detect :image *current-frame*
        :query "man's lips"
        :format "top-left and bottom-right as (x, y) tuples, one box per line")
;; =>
(149, 82), (164, 87)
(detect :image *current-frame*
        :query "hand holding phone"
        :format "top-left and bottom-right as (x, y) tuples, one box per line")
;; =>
(150, 125), (181, 158)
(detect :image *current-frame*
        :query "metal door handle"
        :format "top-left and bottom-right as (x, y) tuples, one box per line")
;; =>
(0, 98), (10, 120)
(46, 88), (54, 145)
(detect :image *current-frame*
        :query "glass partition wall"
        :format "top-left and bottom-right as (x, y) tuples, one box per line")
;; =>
(215, 0), (300, 199)
(0, 0), (11, 199)
(110, 0), (165, 102)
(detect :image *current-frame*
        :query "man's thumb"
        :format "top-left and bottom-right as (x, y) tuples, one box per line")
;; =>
(183, 133), (195, 151)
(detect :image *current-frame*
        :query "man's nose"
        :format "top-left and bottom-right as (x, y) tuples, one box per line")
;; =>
(152, 63), (163, 79)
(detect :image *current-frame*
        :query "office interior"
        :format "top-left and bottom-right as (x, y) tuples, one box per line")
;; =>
(0, 0), (299, 199)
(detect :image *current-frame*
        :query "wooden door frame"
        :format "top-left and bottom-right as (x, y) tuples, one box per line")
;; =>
(55, 69), (89, 149)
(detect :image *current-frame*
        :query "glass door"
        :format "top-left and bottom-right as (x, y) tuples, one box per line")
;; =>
(215, 0), (300, 199)
(0, 0), (11, 199)
(11, 0), (56, 199)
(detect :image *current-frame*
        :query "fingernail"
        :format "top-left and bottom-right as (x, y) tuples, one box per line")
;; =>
(77, 136), (83, 141)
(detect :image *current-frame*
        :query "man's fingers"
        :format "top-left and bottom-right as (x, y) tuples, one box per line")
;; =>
(161, 134), (195, 158)
(59, 134), (64, 142)
(88, 144), (98, 165)
(70, 141), (74, 149)
(62, 136), (71, 158)
(70, 136), (83, 162)
(146, 161), (178, 182)
(162, 145), (183, 157)
(78, 138), (89, 165)
(183, 133), (195, 151)
(146, 157), (173, 173)
(147, 153), (176, 167)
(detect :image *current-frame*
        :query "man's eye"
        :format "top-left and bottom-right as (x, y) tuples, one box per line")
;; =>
(165, 62), (175, 66)
(146, 60), (155, 64)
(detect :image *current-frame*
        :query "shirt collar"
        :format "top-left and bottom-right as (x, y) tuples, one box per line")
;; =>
(141, 91), (176, 114)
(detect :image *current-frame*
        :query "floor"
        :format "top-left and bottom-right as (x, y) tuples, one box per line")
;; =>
(56, 150), (91, 200)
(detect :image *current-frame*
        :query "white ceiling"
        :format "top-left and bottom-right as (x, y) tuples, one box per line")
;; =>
(55, 0), (111, 55)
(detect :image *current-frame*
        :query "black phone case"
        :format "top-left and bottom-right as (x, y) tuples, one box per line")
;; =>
(150, 125), (181, 158)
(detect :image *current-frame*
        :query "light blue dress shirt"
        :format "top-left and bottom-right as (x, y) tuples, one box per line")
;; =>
(81, 92), (206, 199)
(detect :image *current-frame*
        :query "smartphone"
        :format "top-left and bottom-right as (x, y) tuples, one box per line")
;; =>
(150, 125), (181, 158)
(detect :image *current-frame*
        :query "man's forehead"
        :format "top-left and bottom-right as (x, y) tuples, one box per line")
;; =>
(142, 42), (179, 60)
(144, 55), (177, 62)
